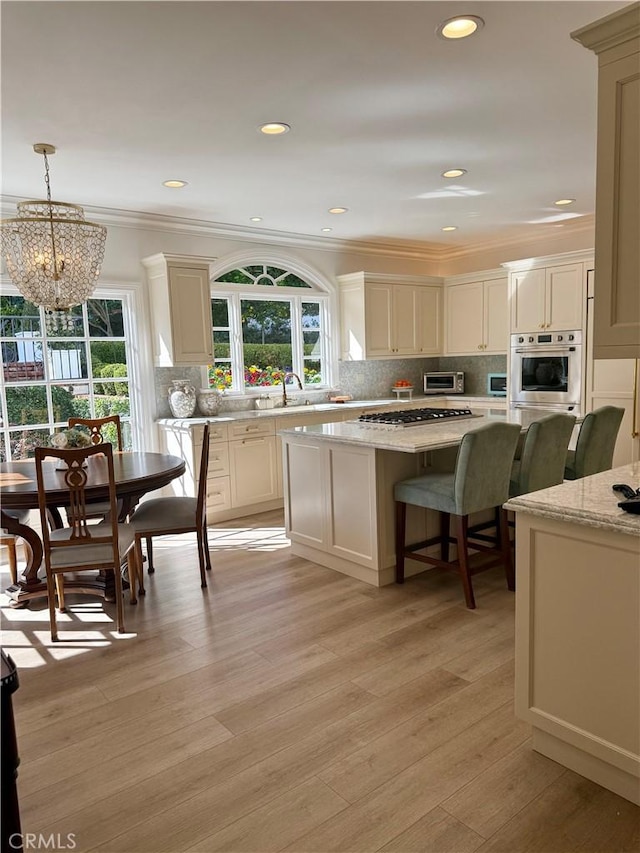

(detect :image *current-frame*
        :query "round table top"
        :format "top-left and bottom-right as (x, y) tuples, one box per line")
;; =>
(0, 451), (186, 509)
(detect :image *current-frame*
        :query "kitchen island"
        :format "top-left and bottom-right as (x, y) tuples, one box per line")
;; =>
(279, 407), (542, 587)
(504, 464), (640, 806)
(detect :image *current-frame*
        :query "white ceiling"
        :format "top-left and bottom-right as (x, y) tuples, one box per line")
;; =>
(0, 0), (627, 252)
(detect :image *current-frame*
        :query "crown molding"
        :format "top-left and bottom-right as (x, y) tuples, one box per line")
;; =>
(571, 2), (640, 54)
(501, 248), (595, 271)
(0, 196), (596, 266)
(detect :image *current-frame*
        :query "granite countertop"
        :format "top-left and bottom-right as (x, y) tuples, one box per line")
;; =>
(504, 463), (640, 537)
(278, 408), (548, 454)
(157, 395), (505, 427)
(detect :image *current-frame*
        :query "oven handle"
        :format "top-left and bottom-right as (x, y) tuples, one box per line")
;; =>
(514, 346), (576, 354)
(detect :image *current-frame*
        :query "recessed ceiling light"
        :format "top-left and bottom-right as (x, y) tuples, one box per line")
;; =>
(250, 216), (262, 222)
(442, 168), (467, 179)
(259, 122), (290, 135)
(328, 207), (348, 214)
(437, 15), (484, 40)
(321, 227), (332, 232)
(441, 226), (458, 232)
(163, 180), (188, 188)
(554, 198), (575, 206)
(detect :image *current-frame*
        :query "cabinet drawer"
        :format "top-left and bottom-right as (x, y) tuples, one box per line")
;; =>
(208, 424), (228, 443)
(206, 477), (231, 512)
(228, 420), (275, 440)
(208, 444), (230, 477)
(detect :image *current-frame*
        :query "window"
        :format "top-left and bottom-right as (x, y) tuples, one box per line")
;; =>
(208, 264), (330, 393)
(0, 295), (134, 460)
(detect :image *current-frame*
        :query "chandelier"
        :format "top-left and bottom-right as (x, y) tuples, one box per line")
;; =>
(0, 143), (107, 315)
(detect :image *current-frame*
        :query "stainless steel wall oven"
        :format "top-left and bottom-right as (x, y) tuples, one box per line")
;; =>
(510, 330), (583, 412)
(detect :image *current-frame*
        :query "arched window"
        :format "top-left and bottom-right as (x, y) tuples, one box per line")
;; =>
(209, 263), (331, 394)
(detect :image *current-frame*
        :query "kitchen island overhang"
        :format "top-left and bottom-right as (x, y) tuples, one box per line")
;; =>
(279, 408), (546, 587)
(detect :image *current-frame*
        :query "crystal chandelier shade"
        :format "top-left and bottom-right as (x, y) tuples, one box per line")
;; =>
(0, 144), (107, 312)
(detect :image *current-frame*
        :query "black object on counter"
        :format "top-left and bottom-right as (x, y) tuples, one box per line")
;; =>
(612, 484), (640, 514)
(1, 650), (22, 853)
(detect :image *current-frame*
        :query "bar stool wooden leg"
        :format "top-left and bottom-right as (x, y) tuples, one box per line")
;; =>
(440, 512), (450, 561)
(453, 514), (476, 610)
(395, 501), (407, 584)
(499, 507), (515, 591)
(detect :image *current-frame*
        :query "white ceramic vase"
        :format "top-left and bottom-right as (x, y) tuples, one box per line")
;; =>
(197, 388), (221, 416)
(168, 380), (197, 418)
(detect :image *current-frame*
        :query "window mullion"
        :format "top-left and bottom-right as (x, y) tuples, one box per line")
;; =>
(229, 293), (244, 393)
(290, 296), (304, 381)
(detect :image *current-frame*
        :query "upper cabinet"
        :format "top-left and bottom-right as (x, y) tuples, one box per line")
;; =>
(142, 253), (214, 366)
(505, 255), (592, 334)
(572, 3), (640, 359)
(444, 272), (508, 355)
(338, 272), (442, 360)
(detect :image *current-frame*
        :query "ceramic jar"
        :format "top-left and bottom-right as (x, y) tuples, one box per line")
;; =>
(168, 380), (197, 418)
(197, 388), (221, 416)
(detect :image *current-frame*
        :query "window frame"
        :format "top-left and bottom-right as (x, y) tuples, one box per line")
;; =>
(0, 280), (148, 458)
(208, 263), (335, 397)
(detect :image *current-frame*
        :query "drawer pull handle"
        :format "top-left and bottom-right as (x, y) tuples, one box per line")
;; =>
(242, 438), (265, 445)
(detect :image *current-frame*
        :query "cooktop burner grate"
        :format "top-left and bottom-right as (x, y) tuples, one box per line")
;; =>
(357, 407), (475, 427)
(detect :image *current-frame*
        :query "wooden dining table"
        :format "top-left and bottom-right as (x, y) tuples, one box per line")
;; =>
(0, 451), (186, 606)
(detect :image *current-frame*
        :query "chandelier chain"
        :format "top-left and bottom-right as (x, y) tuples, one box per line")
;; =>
(42, 150), (61, 281)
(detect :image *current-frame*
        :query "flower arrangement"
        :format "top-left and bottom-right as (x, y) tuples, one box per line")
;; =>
(51, 427), (92, 449)
(208, 363), (322, 391)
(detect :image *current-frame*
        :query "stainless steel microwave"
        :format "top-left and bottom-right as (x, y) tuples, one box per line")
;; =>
(423, 371), (464, 395)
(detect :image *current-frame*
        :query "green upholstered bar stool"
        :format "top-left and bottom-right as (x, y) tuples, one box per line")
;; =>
(564, 406), (624, 480)
(394, 421), (521, 609)
(509, 413), (576, 498)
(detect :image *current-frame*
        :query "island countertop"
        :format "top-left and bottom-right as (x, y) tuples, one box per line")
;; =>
(505, 462), (640, 537)
(278, 407), (557, 454)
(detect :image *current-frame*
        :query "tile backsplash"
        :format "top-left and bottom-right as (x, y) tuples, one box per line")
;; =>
(154, 354), (508, 418)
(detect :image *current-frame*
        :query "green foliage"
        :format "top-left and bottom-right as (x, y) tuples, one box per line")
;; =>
(90, 341), (126, 368)
(5, 385), (80, 425)
(94, 396), (130, 418)
(94, 364), (128, 395)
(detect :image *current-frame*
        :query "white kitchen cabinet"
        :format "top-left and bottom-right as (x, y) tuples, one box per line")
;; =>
(585, 269), (639, 465)
(573, 5), (640, 359)
(505, 252), (593, 334)
(510, 262), (586, 333)
(142, 253), (214, 366)
(229, 433), (279, 508)
(159, 421), (232, 516)
(444, 273), (508, 355)
(338, 272), (442, 359)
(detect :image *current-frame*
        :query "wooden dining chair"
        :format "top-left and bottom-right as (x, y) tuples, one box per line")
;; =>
(0, 509), (30, 584)
(67, 415), (124, 522)
(68, 415), (123, 450)
(34, 442), (137, 642)
(130, 424), (211, 590)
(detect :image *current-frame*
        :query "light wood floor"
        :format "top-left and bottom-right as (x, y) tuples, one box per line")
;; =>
(1, 510), (638, 853)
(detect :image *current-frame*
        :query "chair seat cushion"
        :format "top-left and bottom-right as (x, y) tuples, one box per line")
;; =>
(129, 496), (198, 533)
(394, 472), (456, 515)
(48, 523), (135, 568)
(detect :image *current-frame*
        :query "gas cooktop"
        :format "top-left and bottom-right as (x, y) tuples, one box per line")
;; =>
(357, 407), (476, 427)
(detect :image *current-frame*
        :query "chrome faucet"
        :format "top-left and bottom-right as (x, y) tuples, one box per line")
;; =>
(280, 372), (303, 406)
